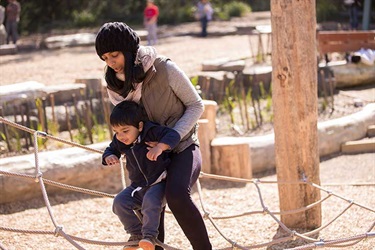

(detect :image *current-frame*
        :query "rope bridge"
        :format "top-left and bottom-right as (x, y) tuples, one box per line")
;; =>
(0, 116), (374, 250)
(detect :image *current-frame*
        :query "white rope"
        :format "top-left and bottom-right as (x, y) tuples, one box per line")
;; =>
(1, 117), (374, 250)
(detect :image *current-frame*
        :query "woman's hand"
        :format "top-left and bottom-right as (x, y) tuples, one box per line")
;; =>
(147, 145), (163, 161)
(146, 142), (171, 161)
(145, 141), (158, 148)
(105, 154), (120, 166)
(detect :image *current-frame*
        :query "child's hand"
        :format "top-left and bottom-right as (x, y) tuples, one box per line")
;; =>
(105, 155), (120, 166)
(147, 145), (163, 161)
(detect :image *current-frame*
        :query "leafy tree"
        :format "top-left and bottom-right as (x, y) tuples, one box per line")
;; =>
(1, 0), (360, 36)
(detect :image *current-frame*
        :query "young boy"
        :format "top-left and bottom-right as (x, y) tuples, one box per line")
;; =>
(102, 100), (180, 250)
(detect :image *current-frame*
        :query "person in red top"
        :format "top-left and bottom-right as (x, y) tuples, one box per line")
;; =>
(5, 0), (20, 44)
(143, 0), (159, 45)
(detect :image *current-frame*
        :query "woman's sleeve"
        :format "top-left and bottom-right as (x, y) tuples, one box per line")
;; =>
(166, 60), (204, 138)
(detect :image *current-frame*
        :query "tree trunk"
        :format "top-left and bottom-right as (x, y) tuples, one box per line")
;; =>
(271, 0), (322, 229)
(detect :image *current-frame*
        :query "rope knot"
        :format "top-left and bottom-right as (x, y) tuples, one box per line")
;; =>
(291, 230), (297, 240)
(263, 207), (269, 214)
(314, 240), (325, 248)
(37, 131), (48, 138)
(34, 172), (43, 182)
(366, 231), (375, 239)
(54, 226), (64, 237)
(203, 211), (210, 219)
(230, 239), (237, 248)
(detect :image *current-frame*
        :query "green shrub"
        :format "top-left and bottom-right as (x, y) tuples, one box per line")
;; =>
(73, 10), (96, 27)
(215, 8), (230, 21)
(223, 1), (251, 18)
(316, 1), (340, 23)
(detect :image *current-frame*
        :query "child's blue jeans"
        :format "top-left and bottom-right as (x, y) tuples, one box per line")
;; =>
(113, 181), (166, 239)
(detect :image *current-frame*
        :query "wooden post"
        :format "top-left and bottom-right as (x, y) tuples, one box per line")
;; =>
(75, 78), (102, 99)
(199, 100), (218, 173)
(271, 0), (321, 229)
(211, 139), (252, 179)
(198, 119), (211, 173)
(201, 100), (217, 141)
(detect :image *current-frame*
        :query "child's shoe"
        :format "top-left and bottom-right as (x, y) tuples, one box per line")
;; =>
(138, 237), (156, 250)
(123, 235), (143, 250)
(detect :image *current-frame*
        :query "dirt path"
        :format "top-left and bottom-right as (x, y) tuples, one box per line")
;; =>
(0, 12), (267, 86)
(0, 153), (374, 250)
(0, 34), (254, 86)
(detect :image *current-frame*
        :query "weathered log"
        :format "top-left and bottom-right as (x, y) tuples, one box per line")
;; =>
(329, 62), (375, 88)
(75, 78), (103, 99)
(211, 138), (252, 179)
(197, 71), (234, 103)
(201, 57), (246, 72)
(242, 64), (272, 95)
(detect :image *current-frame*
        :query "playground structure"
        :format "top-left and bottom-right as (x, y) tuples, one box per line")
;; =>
(0, 116), (374, 249)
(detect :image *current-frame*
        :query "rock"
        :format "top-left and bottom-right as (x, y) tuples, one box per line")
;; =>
(0, 81), (46, 108)
(0, 44), (17, 55)
(353, 98), (364, 107)
(44, 33), (96, 49)
(0, 81), (88, 116)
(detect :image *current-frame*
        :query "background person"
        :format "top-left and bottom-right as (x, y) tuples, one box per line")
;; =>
(144, 0), (159, 45)
(103, 100), (181, 250)
(196, 0), (213, 37)
(344, 0), (362, 30)
(5, 0), (20, 44)
(0, 0), (7, 45)
(95, 22), (213, 250)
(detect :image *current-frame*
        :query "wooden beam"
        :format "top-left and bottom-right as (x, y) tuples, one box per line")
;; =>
(317, 31), (375, 54)
(271, 0), (322, 229)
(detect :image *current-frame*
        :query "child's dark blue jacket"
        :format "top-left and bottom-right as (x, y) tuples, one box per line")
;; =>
(102, 121), (181, 188)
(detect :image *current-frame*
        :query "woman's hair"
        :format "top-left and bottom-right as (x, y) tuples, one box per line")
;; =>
(95, 22), (146, 98)
(110, 101), (144, 128)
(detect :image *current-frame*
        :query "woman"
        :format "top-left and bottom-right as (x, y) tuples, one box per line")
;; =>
(95, 22), (212, 250)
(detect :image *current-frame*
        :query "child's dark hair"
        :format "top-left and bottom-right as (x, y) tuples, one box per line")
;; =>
(110, 101), (144, 128)
(95, 22), (146, 98)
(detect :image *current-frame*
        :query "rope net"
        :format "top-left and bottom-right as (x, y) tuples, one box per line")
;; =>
(0, 116), (374, 249)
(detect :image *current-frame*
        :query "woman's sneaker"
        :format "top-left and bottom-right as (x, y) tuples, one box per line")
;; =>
(138, 237), (156, 250)
(123, 235), (143, 250)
